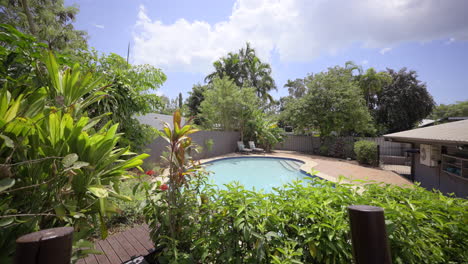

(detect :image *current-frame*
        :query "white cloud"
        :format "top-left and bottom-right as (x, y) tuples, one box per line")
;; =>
(361, 60), (369, 65)
(132, 0), (468, 73)
(94, 24), (104, 29)
(379, 47), (392, 55)
(445, 37), (455, 44)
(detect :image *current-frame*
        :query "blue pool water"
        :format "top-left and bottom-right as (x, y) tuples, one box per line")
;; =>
(205, 157), (312, 192)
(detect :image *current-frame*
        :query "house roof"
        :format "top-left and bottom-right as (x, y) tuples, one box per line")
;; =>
(418, 116), (468, 128)
(384, 119), (468, 145)
(418, 119), (435, 127)
(135, 113), (185, 130)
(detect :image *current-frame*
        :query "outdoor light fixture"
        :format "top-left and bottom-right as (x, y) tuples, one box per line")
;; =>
(457, 145), (468, 151)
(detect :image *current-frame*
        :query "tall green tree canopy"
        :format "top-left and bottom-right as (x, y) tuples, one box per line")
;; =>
(186, 84), (207, 124)
(284, 78), (307, 98)
(357, 68), (392, 110)
(88, 53), (166, 150)
(429, 100), (468, 120)
(199, 76), (258, 140)
(205, 43), (276, 102)
(0, 0), (87, 52)
(375, 68), (435, 133)
(281, 65), (375, 137)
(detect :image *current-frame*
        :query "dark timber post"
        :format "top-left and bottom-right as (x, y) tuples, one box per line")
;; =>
(14, 227), (74, 264)
(377, 144), (381, 166)
(348, 205), (392, 264)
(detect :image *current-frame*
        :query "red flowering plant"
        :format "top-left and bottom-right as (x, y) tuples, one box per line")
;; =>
(143, 109), (208, 261)
(159, 184), (168, 191)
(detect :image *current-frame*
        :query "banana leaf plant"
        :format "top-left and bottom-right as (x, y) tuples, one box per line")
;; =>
(0, 52), (148, 261)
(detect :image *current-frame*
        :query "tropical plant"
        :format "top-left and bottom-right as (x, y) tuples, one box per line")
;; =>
(245, 112), (284, 152)
(0, 0), (87, 52)
(87, 53), (166, 150)
(281, 64), (375, 137)
(0, 52), (148, 262)
(185, 83), (207, 125)
(205, 43), (276, 102)
(356, 68), (392, 111)
(142, 110), (205, 262)
(284, 78), (307, 98)
(143, 175), (467, 264)
(199, 76), (259, 140)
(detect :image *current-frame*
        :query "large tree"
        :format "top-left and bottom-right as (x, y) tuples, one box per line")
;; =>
(357, 68), (392, 110)
(375, 68), (435, 133)
(205, 43), (276, 102)
(429, 100), (468, 120)
(0, 0), (88, 52)
(284, 78), (307, 98)
(281, 65), (375, 137)
(186, 83), (208, 124)
(199, 76), (258, 140)
(88, 53), (166, 150)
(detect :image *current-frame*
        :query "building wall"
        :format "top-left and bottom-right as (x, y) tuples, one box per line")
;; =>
(413, 143), (468, 197)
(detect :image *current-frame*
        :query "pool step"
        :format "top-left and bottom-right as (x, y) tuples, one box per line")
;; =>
(278, 160), (297, 172)
(284, 160), (301, 170)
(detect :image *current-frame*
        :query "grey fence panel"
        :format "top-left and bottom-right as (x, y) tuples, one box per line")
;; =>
(275, 135), (316, 152)
(361, 137), (411, 156)
(275, 136), (411, 159)
(145, 131), (240, 164)
(191, 131), (240, 159)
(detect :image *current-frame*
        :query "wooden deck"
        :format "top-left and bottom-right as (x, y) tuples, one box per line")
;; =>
(77, 224), (154, 264)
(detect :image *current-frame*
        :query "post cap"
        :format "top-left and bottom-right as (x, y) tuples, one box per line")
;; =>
(16, 227), (74, 244)
(348, 205), (384, 212)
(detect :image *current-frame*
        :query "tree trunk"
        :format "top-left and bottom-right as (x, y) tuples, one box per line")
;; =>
(21, 0), (37, 35)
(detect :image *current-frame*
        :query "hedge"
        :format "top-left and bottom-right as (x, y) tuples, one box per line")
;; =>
(144, 178), (468, 264)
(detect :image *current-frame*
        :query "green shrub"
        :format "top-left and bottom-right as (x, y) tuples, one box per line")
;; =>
(0, 48), (149, 261)
(144, 178), (468, 264)
(354, 140), (378, 166)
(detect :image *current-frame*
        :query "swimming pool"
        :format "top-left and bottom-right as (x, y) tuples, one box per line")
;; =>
(205, 157), (313, 192)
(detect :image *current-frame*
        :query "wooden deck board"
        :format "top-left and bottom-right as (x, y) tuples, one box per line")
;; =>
(114, 232), (140, 259)
(131, 226), (154, 251)
(78, 225), (154, 264)
(122, 229), (148, 256)
(93, 242), (111, 264)
(98, 239), (121, 264)
(107, 235), (132, 263)
(82, 248), (99, 264)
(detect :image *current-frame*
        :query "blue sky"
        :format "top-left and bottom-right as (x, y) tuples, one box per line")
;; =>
(66, 0), (468, 105)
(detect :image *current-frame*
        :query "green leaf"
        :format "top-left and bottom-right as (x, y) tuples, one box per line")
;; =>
(88, 186), (109, 198)
(0, 178), (15, 192)
(109, 191), (132, 201)
(54, 204), (67, 219)
(71, 161), (89, 170)
(0, 216), (14, 227)
(0, 134), (14, 148)
(62, 153), (79, 167)
(74, 239), (95, 249)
